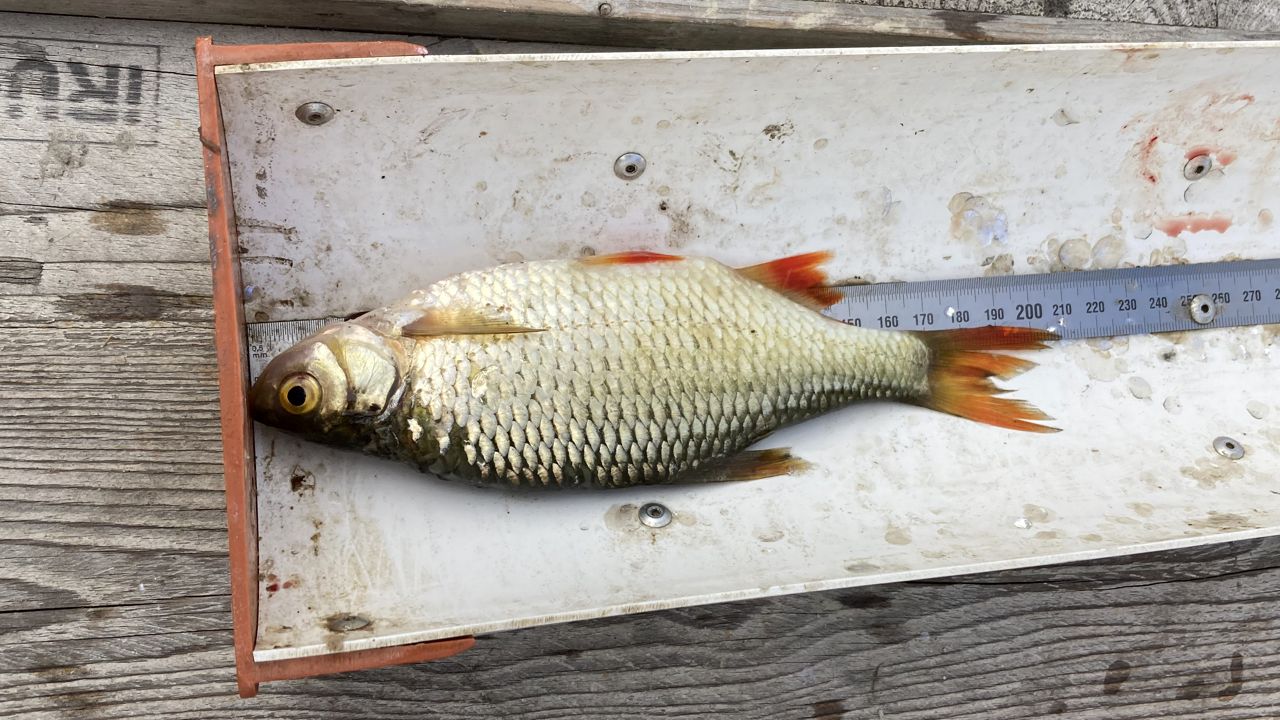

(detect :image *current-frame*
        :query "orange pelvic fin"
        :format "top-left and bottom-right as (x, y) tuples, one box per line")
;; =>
(579, 250), (684, 265)
(738, 251), (843, 311)
(915, 326), (1060, 433)
(721, 448), (812, 481)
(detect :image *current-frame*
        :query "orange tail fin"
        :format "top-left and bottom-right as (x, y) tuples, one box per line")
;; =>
(914, 326), (1060, 433)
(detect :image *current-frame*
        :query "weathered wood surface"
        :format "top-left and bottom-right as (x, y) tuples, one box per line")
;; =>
(1217, 0), (1280, 31)
(2, 9), (1280, 718)
(0, 0), (1276, 50)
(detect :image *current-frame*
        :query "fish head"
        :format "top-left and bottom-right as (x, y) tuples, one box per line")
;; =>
(249, 323), (404, 445)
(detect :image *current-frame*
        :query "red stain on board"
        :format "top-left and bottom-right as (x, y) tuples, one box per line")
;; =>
(1156, 213), (1232, 237)
(1185, 145), (1236, 166)
(263, 573), (299, 594)
(1138, 135), (1160, 183)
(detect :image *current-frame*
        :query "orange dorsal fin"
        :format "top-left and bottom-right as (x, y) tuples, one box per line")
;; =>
(579, 251), (684, 266)
(737, 251), (843, 311)
(915, 326), (1060, 433)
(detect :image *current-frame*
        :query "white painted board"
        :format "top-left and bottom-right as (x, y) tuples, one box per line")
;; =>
(214, 44), (1280, 662)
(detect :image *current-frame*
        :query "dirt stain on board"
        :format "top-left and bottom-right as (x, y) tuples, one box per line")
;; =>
(1180, 458), (1246, 489)
(1186, 511), (1255, 532)
(1103, 659), (1132, 694)
(89, 204), (166, 236)
(54, 284), (203, 322)
(762, 121), (794, 141)
(812, 699), (847, 719)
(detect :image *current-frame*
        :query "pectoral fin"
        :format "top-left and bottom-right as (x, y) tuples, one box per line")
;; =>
(401, 307), (544, 337)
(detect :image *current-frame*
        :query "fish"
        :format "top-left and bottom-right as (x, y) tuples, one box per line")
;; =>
(249, 250), (1057, 488)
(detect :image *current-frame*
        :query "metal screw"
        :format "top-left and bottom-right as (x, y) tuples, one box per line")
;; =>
(638, 502), (671, 528)
(597, 2), (613, 15)
(1188, 294), (1216, 325)
(1213, 436), (1244, 460)
(1183, 154), (1213, 181)
(296, 101), (335, 126)
(614, 152), (646, 180)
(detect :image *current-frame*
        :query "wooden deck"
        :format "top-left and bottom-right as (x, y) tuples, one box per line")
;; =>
(2, 6), (1279, 717)
(4, 0), (1280, 47)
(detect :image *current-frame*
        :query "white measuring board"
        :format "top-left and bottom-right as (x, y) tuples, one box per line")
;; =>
(215, 43), (1280, 662)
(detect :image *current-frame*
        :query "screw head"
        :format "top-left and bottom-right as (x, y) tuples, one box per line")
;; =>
(296, 101), (335, 126)
(1213, 436), (1244, 460)
(614, 152), (646, 180)
(1183, 154), (1213, 181)
(638, 502), (671, 528)
(1188, 294), (1216, 325)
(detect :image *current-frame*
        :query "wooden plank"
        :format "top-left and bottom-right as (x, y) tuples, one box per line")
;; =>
(831, 0), (1218, 27)
(1, 8), (1279, 717)
(0, 0), (1272, 51)
(1217, 0), (1280, 31)
(0, 541), (1277, 717)
(1035, 0), (1217, 26)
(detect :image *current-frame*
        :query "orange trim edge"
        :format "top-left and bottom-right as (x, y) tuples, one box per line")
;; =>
(194, 36), (472, 699)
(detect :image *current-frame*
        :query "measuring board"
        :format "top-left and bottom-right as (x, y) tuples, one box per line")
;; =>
(246, 259), (1280, 371)
(213, 43), (1280, 669)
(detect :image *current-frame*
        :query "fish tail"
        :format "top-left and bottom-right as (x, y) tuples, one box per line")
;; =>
(913, 326), (1060, 433)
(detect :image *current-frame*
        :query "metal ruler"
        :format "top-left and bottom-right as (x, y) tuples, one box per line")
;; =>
(825, 259), (1280, 339)
(247, 260), (1280, 377)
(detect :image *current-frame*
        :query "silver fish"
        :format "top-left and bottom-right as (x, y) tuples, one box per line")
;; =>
(249, 251), (1056, 488)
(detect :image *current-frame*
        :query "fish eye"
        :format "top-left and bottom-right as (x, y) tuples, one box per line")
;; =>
(278, 373), (321, 415)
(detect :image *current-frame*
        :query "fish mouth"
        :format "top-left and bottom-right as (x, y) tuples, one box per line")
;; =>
(246, 376), (278, 425)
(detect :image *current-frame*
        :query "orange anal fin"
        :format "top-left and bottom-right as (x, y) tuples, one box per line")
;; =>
(738, 251), (843, 311)
(720, 448), (812, 481)
(401, 307), (544, 337)
(915, 326), (1060, 433)
(579, 250), (684, 265)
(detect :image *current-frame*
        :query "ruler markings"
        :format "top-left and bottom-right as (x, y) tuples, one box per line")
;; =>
(831, 260), (1280, 339)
